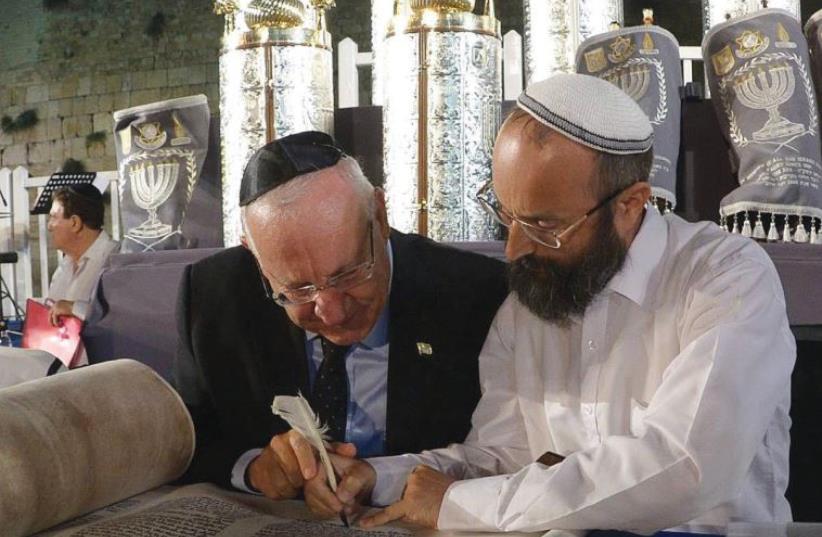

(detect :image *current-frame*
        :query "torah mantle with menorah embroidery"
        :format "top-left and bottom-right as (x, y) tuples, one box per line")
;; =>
(576, 25), (682, 213)
(113, 95), (210, 252)
(704, 9), (822, 243)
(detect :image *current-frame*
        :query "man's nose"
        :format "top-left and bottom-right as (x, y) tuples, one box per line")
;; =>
(504, 221), (536, 262)
(313, 288), (348, 326)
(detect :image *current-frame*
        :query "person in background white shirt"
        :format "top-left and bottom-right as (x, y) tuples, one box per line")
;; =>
(46, 185), (118, 328)
(304, 74), (796, 535)
(0, 185), (118, 386)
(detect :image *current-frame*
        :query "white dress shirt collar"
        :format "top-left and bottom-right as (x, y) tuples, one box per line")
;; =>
(606, 206), (667, 307)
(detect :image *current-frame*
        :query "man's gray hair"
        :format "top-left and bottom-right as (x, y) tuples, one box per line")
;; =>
(241, 156), (375, 256)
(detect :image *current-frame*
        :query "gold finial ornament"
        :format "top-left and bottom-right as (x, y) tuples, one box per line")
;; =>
(213, 0), (239, 15)
(642, 8), (654, 26)
(484, 0), (494, 18)
(410, 0), (475, 13)
(310, 0), (336, 9)
(238, 0), (307, 30)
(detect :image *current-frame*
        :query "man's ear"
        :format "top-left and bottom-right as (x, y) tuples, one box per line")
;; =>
(240, 234), (250, 250)
(615, 181), (651, 218)
(374, 188), (390, 238)
(69, 214), (84, 233)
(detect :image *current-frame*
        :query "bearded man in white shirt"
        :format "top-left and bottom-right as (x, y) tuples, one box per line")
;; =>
(303, 73), (796, 535)
(46, 184), (118, 328)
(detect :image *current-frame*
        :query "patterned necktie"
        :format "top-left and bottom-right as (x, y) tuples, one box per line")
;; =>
(311, 338), (350, 442)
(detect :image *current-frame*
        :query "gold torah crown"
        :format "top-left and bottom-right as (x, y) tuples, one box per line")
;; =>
(214, 0), (306, 29)
(410, 0), (475, 13)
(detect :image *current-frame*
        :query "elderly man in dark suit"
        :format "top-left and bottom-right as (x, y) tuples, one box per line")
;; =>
(174, 131), (507, 506)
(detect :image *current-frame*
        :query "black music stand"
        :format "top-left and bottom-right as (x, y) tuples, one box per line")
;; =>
(30, 172), (97, 215)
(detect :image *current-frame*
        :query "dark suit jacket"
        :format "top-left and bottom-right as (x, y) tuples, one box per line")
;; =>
(173, 230), (508, 487)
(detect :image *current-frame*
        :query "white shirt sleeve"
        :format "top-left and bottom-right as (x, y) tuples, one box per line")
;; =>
(71, 300), (89, 320)
(230, 448), (263, 494)
(432, 253), (795, 533)
(369, 298), (532, 505)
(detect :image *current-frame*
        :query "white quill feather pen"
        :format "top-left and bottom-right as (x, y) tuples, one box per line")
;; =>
(270, 392), (339, 492)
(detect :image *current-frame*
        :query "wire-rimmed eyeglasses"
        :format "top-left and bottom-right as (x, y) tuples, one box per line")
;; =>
(257, 221), (375, 307)
(475, 180), (625, 249)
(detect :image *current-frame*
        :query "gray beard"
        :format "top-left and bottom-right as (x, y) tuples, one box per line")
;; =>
(507, 211), (629, 325)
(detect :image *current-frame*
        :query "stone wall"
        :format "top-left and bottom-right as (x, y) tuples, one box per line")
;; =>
(0, 0), (528, 177)
(0, 0), (222, 177)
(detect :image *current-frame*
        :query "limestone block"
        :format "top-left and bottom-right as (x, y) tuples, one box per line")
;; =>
(0, 131), (12, 146)
(4, 105), (22, 120)
(77, 77), (92, 96)
(1, 144), (27, 167)
(10, 87), (26, 106)
(47, 100), (61, 118)
(132, 71), (148, 90)
(97, 93), (114, 112)
(88, 140), (105, 159)
(104, 135), (115, 157)
(92, 74), (109, 95)
(16, 121), (48, 144)
(28, 163), (53, 177)
(69, 97), (87, 117)
(92, 112), (111, 134)
(106, 74), (124, 93)
(119, 73), (133, 92)
(46, 118), (62, 139)
(138, 56), (154, 70)
(29, 141), (51, 164)
(205, 62), (219, 83)
(26, 84), (48, 104)
(62, 116), (92, 138)
(167, 66), (189, 87)
(50, 139), (66, 162)
(113, 93), (130, 110)
(146, 69), (168, 89)
(84, 95), (97, 115)
(56, 98), (73, 117)
(130, 89), (164, 107)
(52, 78), (78, 100)
(68, 137), (88, 160)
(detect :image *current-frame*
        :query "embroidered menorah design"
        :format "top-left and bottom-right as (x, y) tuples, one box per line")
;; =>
(734, 63), (804, 142)
(606, 65), (651, 102)
(128, 160), (180, 239)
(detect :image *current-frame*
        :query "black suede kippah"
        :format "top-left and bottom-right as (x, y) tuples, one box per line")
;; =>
(239, 131), (343, 206)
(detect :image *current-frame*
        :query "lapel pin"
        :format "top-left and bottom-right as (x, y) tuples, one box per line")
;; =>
(416, 342), (433, 357)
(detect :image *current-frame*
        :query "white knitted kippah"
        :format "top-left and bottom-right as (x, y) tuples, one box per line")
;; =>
(516, 73), (654, 155)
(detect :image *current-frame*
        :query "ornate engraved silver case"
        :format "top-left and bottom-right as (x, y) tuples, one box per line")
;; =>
(217, 1), (334, 246)
(383, 5), (502, 241)
(805, 8), (822, 117)
(524, 0), (623, 84)
(701, 0), (801, 33)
